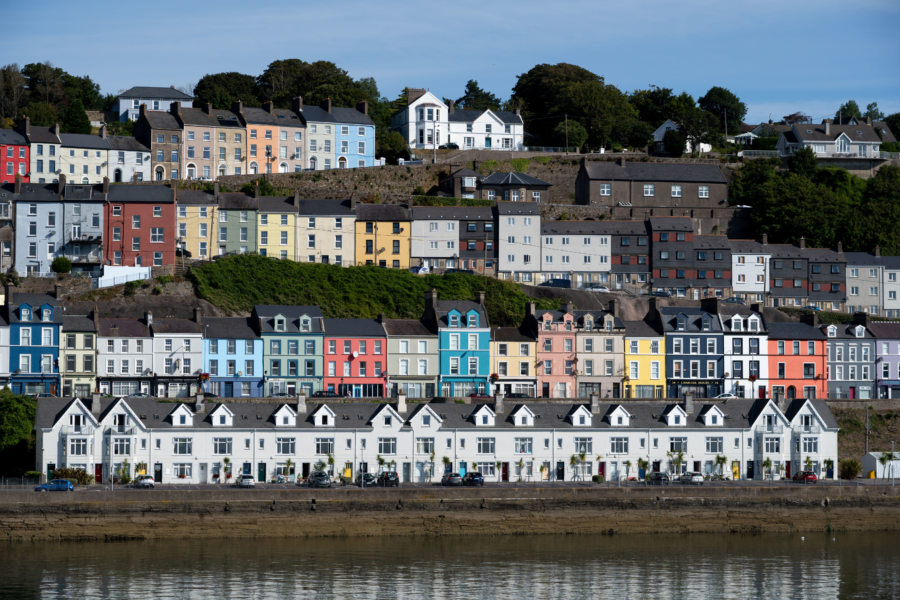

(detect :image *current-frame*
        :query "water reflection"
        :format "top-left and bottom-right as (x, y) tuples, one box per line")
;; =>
(1, 533), (897, 599)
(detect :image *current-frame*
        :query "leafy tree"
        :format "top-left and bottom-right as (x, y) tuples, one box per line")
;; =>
(60, 98), (91, 134)
(629, 85), (679, 127)
(662, 128), (686, 157)
(698, 86), (746, 136)
(240, 178), (275, 196)
(51, 257), (72, 274)
(0, 64), (27, 120)
(673, 100), (716, 155)
(455, 80), (501, 111)
(864, 102), (884, 121)
(553, 118), (587, 151)
(62, 73), (103, 110)
(105, 120), (134, 137)
(835, 100), (861, 123)
(883, 112), (900, 138)
(193, 72), (259, 109)
(21, 100), (58, 127)
(0, 390), (37, 476)
(376, 130), (410, 164)
(256, 59), (372, 108)
(787, 147), (817, 179)
(22, 62), (65, 106)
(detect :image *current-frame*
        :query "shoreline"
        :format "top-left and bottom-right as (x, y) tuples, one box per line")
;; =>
(4, 485), (899, 542)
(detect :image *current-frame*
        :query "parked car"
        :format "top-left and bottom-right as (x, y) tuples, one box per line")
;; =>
(307, 471), (332, 488)
(802, 305), (821, 312)
(648, 290), (672, 298)
(312, 390), (343, 398)
(714, 393), (738, 399)
(445, 268), (475, 275)
(469, 392), (492, 401)
(647, 472), (670, 486)
(792, 471), (818, 483)
(540, 278), (572, 289)
(582, 285), (610, 293)
(377, 471), (400, 487)
(439, 142), (459, 150)
(679, 472), (704, 485)
(722, 297), (745, 305)
(462, 472), (485, 487)
(356, 472), (377, 487)
(133, 474), (155, 488)
(35, 479), (74, 492)
(506, 392), (530, 399)
(236, 474), (256, 488)
(441, 472), (463, 486)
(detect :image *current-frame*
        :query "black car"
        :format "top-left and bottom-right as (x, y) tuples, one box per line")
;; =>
(647, 472), (671, 485)
(377, 471), (400, 487)
(506, 392), (530, 399)
(648, 290), (672, 298)
(463, 472), (484, 487)
(439, 142), (459, 150)
(441, 472), (463, 486)
(356, 472), (377, 487)
(312, 390), (343, 398)
(307, 471), (332, 488)
(540, 278), (572, 289)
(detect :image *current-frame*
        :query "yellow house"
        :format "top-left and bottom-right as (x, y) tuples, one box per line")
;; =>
(60, 313), (98, 397)
(175, 189), (218, 260)
(623, 320), (665, 399)
(258, 195), (299, 260)
(490, 327), (537, 397)
(354, 204), (411, 269)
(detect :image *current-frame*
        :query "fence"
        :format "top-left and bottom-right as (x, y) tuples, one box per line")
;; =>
(93, 271), (150, 289)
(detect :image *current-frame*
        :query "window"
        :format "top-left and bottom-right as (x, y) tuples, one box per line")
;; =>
(698, 185), (710, 199)
(173, 438), (193, 455)
(669, 437), (687, 452)
(315, 438), (334, 455)
(477, 437), (496, 454)
(213, 438), (233, 455)
(610, 437), (628, 454)
(378, 437), (396, 455)
(643, 184), (655, 197)
(277, 438), (296, 454)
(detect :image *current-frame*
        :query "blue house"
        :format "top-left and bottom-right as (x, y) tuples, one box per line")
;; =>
(422, 290), (491, 396)
(333, 103), (375, 169)
(202, 316), (264, 398)
(7, 292), (61, 395)
(651, 299), (724, 398)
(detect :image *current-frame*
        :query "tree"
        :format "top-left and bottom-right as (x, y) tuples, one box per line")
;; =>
(62, 73), (103, 110)
(864, 102), (884, 121)
(51, 257), (72, 274)
(22, 62), (65, 106)
(839, 458), (861, 480)
(788, 147), (818, 179)
(454, 79), (501, 111)
(257, 59), (372, 108)
(629, 85), (678, 127)
(21, 100), (58, 127)
(663, 128), (686, 157)
(193, 72), (259, 109)
(698, 86), (746, 137)
(553, 118), (587, 151)
(878, 451), (895, 480)
(715, 455), (728, 478)
(835, 100), (861, 123)
(0, 64), (27, 121)
(60, 98), (91, 134)
(0, 390), (37, 476)
(883, 113), (900, 139)
(376, 130), (410, 164)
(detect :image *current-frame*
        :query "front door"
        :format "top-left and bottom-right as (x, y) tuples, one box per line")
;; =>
(732, 461), (740, 480)
(402, 462), (411, 483)
(501, 462), (509, 482)
(47, 463), (56, 482)
(747, 460), (755, 480)
(199, 463), (208, 483)
(556, 461), (565, 481)
(693, 461), (701, 472)
(302, 462), (311, 478)
(242, 462), (251, 476)
(459, 462), (467, 476)
(224, 382), (233, 397)
(95, 463), (103, 483)
(599, 461), (606, 480)
(785, 461), (792, 479)
(849, 387), (856, 399)
(485, 137), (492, 148)
(258, 462), (266, 482)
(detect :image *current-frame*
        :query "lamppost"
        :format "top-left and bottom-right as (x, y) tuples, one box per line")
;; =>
(264, 147), (272, 181)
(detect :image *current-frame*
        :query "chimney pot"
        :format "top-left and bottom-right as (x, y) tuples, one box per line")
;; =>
(875, 245), (881, 257)
(762, 233), (768, 245)
(264, 101), (273, 115)
(91, 393), (102, 417)
(477, 290), (485, 306)
(493, 393), (504, 414)
(799, 236), (806, 249)
(292, 96), (303, 113)
(397, 393), (407, 414)
(684, 394), (694, 414)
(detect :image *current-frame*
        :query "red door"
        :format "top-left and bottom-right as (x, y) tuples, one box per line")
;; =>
(501, 462), (509, 482)
(849, 387), (856, 399)
(598, 462), (606, 479)
(785, 461), (792, 479)
(94, 463), (103, 483)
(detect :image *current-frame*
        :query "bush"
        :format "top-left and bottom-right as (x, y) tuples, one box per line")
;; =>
(156, 275), (174, 285)
(511, 158), (531, 172)
(123, 280), (142, 297)
(52, 467), (94, 485)
(839, 458), (861, 480)
(51, 257), (72, 274)
(23, 470), (44, 482)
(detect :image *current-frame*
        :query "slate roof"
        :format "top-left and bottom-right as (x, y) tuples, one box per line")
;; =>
(843, 252), (900, 269)
(119, 86), (193, 100)
(868, 322), (900, 339)
(13, 182), (59, 201)
(790, 122), (881, 144)
(0, 128), (27, 145)
(411, 206), (493, 220)
(448, 109), (521, 125)
(107, 185), (174, 203)
(582, 161), (727, 183)
(658, 307), (723, 333)
(98, 317), (151, 338)
(60, 133), (110, 150)
(496, 201), (540, 216)
(435, 300), (488, 328)
(61, 315), (96, 332)
(179, 107), (243, 129)
(257, 196), (297, 213)
(323, 318), (386, 337)
(382, 319), (435, 337)
(253, 305), (325, 333)
(297, 198), (354, 216)
(201, 317), (258, 339)
(331, 107), (374, 126)
(693, 235), (732, 249)
(492, 326), (534, 343)
(822, 322), (873, 340)
(152, 318), (202, 335)
(242, 106), (282, 126)
(766, 322), (826, 340)
(481, 172), (551, 187)
(24, 126), (61, 144)
(785, 398), (839, 429)
(107, 136), (150, 152)
(624, 320), (662, 337)
(728, 239), (768, 253)
(649, 216), (694, 232)
(873, 121), (897, 143)
(541, 220), (613, 235)
(719, 309), (767, 333)
(218, 192), (257, 210)
(176, 189), (217, 206)
(355, 203), (409, 221)
(142, 110), (182, 131)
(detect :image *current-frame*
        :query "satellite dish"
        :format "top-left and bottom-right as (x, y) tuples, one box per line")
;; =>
(352, 351), (359, 358)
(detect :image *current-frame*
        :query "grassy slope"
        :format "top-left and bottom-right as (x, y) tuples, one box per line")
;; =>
(834, 408), (900, 460)
(188, 255), (558, 327)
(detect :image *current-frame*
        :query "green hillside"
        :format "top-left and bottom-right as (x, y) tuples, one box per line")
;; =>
(188, 255), (557, 326)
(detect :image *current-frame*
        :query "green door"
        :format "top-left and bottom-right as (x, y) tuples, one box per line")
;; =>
(257, 462), (266, 483)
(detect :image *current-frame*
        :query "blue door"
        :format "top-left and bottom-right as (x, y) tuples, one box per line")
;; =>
(459, 462), (467, 476)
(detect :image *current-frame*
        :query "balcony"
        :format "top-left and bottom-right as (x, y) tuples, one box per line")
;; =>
(758, 424), (783, 434)
(797, 424), (821, 434)
(62, 425), (94, 437)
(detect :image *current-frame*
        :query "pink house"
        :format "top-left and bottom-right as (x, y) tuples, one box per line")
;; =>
(531, 303), (578, 398)
(323, 318), (388, 398)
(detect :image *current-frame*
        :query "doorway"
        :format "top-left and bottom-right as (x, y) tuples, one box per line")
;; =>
(556, 461), (565, 481)
(501, 462), (509, 482)
(154, 463), (162, 483)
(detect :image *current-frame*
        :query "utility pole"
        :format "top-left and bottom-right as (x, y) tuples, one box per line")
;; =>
(724, 107), (728, 142)
(865, 405), (870, 455)
(432, 113), (438, 165)
(564, 113), (569, 155)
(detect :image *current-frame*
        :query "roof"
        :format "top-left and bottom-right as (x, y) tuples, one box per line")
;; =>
(331, 107), (374, 126)
(151, 318), (202, 335)
(658, 307), (722, 333)
(448, 109), (521, 125)
(24, 126), (61, 144)
(481, 172), (551, 187)
(217, 192), (257, 210)
(355, 203), (409, 221)
(242, 106), (282, 126)
(496, 201), (540, 216)
(411, 206), (493, 221)
(176, 189), (217, 206)
(253, 305), (324, 334)
(541, 220), (614, 236)
(201, 317), (258, 339)
(728, 239), (768, 253)
(107, 185), (174, 203)
(434, 300), (488, 328)
(0, 128), (27, 145)
(257, 196), (297, 214)
(767, 322), (826, 340)
(141, 110), (181, 131)
(107, 136), (150, 152)
(179, 107), (243, 129)
(323, 318), (386, 337)
(785, 398), (839, 429)
(843, 252), (900, 270)
(873, 120), (897, 144)
(119, 86), (193, 100)
(492, 326), (534, 343)
(60, 133), (110, 150)
(582, 161), (726, 184)
(790, 122), (881, 144)
(649, 216), (694, 232)
(61, 315), (96, 332)
(298, 198), (354, 216)
(382, 319), (435, 337)
(693, 235), (732, 250)
(98, 317), (150, 338)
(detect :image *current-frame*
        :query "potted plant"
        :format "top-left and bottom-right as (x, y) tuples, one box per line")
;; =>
(285, 458), (294, 482)
(715, 454), (728, 479)
(223, 457), (231, 481)
(637, 458), (649, 482)
(570, 454), (578, 481)
(624, 460), (632, 480)
(762, 457), (772, 480)
(824, 458), (835, 479)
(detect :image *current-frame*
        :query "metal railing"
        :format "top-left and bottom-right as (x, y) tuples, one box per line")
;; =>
(62, 425), (95, 436)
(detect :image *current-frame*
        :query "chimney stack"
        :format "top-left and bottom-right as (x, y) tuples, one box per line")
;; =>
(447, 100), (454, 116)
(170, 102), (182, 120)
(700, 297), (720, 315)
(263, 101), (274, 115)
(837, 241), (843, 254)
(145, 310), (153, 326)
(875, 245), (881, 258)
(21, 115), (31, 137)
(527, 301), (536, 317)
(761, 233), (768, 246)
(203, 103), (212, 115)
(296, 394), (307, 417)
(565, 301), (574, 315)
(427, 289), (438, 310)
(292, 96), (303, 113)
(590, 392), (601, 415)
(607, 299), (617, 317)
(799, 236), (806, 249)
(824, 119), (832, 135)
(14, 173), (22, 194)
(356, 100), (368, 116)
(684, 394), (694, 414)
(3, 281), (13, 306)
(100, 125), (107, 139)
(397, 392), (407, 414)
(102, 176), (109, 195)
(139, 104), (147, 119)
(617, 156), (626, 167)
(194, 393), (204, 413)
(493, 392), (504, 414)
(58, 174), (66, 197)
(193, 307), (201, 323)
(231, 100), (243, 116)
(52, 123), (60, 138)
(91, 393), (102, 417)
(476, 290), (486, 306)
(321, 98), (332, 113)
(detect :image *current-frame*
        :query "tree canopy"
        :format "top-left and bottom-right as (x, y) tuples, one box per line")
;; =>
(193, 72), (259, 110)
(698, 86), (746, 137)
(455, 80), (502, 111)
(835, 100), (862, 123)
(256, 59), (374, 109)
(60, 98), (91, 134)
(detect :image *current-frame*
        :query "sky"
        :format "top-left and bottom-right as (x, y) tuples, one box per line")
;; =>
(3, 0), (899, 124)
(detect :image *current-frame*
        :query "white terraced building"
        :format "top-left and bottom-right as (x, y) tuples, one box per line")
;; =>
(35, 393), (838, 485)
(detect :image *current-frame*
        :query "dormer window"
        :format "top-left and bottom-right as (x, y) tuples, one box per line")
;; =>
(748, 317), (759, 332)
(275, 317), (286, 332)
(384, 416), (392, 426)
(827, 325), (837, 338)
(282, 416), (290, 425)
(701, 317), (711, 331)
(20, 308), (30, 321)
(855, 326), (865, 338)
(300, 318), (311, 332)
(711, 415), (717, 425)
(605, 318), (614, 332)
(179, 415), (186, 425)
(322, 415), (329, 425)
(467, 314), (478, 327)
(42, 309), (51, 322)
(543, 319), (551, 331)
(579, 415), (586, 425)
(676, 317), (686, 331)
(449, 314), (459, 327)
(584, 318), (593, 331)
(674, 415), (681, 425)
(481, 415), (488, 425)
(565, 321), (572, 331)
(520, 416), (527, 425)
(219, 415), (226, 425)
(732, 316), (743, 332)
(422, 414), (431, 426)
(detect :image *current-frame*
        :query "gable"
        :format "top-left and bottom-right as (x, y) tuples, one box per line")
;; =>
(273, 404), (297, 427)
(209, 404), (234, 427)
(473, 405), (496, 427)
(169, 404), (194, 426)
(570, 405), (592, 427)
(607, 405), (631, 427)
(371, 404), (403, 429)
(413, 404), (442, 429)
(664, 405), (687, 426)
(510, 405), (535, 427)
(310, 404), (335, 427)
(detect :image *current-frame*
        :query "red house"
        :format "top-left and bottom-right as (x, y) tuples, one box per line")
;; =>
(0, 129), (29, 184)
(766, 321), (828, 400)
(105, 184), (176, 267)
(323, 318), (388, 397)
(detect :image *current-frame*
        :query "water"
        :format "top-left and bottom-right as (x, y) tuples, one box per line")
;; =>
(1, 533), (897, 600)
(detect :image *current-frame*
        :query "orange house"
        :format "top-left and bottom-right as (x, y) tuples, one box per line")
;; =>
(766, 322), (828, 400)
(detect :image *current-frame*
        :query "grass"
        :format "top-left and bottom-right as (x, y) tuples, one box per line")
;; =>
(188, 254), (557, 326)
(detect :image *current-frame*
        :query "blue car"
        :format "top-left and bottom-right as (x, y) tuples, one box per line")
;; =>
(463, 472), (484, 487)
(35, 479), (74, 492)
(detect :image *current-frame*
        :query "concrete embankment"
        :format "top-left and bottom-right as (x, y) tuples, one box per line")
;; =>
(3, 485), (899, 542)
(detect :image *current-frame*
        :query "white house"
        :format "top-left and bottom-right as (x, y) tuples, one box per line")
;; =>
(721, 309), (769, 399)
(497, 202), (541, 283)
(148, 313), (204, 398)
(34, 394), (839, 485)
(540, 221), (611, 287)
(97, 317), (154, 396)
(777, 120), (883, 158)
(113, 86), (193, 122)
(862, 452), (900, 479)
(729, 239), (771, 303)
(390, 89), (449, 150)
(651, 119), (712, 154)
(107, 135), (151, 183)
(409, 207), (465, 271)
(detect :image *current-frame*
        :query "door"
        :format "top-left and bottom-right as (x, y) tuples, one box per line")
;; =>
(693, 461), (701, 473)
(258, 462), (266, 482)
(849, 387), (856, 399)
(747, 460), (755, 480)
(759, 387), (767, 399)
(501, 462), (509, 482)
(556, 461), (565, 481)
(785, 461), (792, 479)
(485, 137), (492, 148)
(459, 462), (467, 476)
(242, 462), (251, 476)
(353, 385), (363, 398)
(402, 462), (411, 483)
(199, 463), (208, 483)
(615, 274), (623, 290)
(95, 463), (103, 483)
(224, 382), (233, 397)
(598, 461), (606, 480)
(46, 463), (56, 482)
(731, 461), (740, 480)
(153, 463), (163, 483)
(302, 462), (311, 478)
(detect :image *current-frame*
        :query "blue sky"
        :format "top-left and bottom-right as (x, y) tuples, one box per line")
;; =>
(3, 0), (899, 124)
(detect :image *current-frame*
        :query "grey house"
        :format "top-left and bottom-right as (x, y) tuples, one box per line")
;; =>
(824, 316), (875, 400)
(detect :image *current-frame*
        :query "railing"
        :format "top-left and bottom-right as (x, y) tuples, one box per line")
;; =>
(739, 150), (778, 158)
(880, 151), (900, 159)
(797, 424), (821, 434)
(62, 425), (94, 436)
(758, 425), (783, 434)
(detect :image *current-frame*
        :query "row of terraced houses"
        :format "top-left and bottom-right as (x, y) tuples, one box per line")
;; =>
(7, 288), (900, 402)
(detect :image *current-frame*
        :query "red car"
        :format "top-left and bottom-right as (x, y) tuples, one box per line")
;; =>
(792, 471), (818, 483)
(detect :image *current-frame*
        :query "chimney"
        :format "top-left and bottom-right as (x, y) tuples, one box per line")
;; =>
(700, 297), (719, 315)
(824, 119), (832, 135)
(99, 125), (107, 139)
(607, 299), (617, 317)
(397, 392), (407, 414)
(356, 100), (368, 116)
(92, 305), (100, 332)
(476, 290), (486, 306)
(527, 301), (536, 317)
(565, 301), (574, 315)
(52, 123), (60, 138)
(203, 103), (212, 115)
(14, 173), (22, 194)
(852, 311), (871, 329)
(194, 393), (204, 413)
(472, 159), (479, 172)
(4, 281), (13, 305)
(799, 237), (806, 249)
(292, 96), (303, 113)
(296, 394), (307, 416)
(169, 102), (182, 119)
(263, 101), (274, 115)
(428, 288), (439, 310)
(617, 156), (626, 167)
(321, 98), (332, 113)
(102, 176), (109, 195)
(145, 310), (153, 326)
(875, 245), (881, 258)
(213, 181), (219, 196)
(21, 115), (31, 137)
(293, 190), (300, 208)
(58, 174), (66, 197)
(751, 303), (762, 313)
(447, 100), (455, 116)
(684, 394), (694, 414)
(231, 100), (243, 116)
(761, 233), (768, 246)
(91, 393), (102, 417)
(132, 172), (138, 183)
(378, 312), (386, 324)
(837, 241), (843, 254)
(493, 393), (504, 414)
(590, 392), (601, 415)
(139, 104), (147, 119)
(515, 107), (521, 117)
(193, 307), (201, 322)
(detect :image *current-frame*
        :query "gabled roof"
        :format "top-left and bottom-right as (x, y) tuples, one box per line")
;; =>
(141, 110), (181, 131)
(481, 172), (551, 187)
(98, 317), (151, 338)
(107, 185), (174, 203)
(496, 201), (540, 216)
(119, 86), (193, 100)
(382, 318), (435, 337)
(582, 161), (726, 184)
(60, 133), (110, 150)
(624, 319), (662, 337)
(649, 216), (694, 232)
(298, 198), (354, 216)
(257, 196), (297, 214)
(491, 326), (534, 343)
(355, 203), (409, 221)
(658, 307), (722, 333)
(179, 107), (242, 129)
(62, 315), (96, 333)
(107, 136), (150, 152)
(868, 322), (900, 340)
(151, 318), (202, 335)
(767, 322), (826, 340)
(435, 300), (488, 328)
(217, 192), (257, 210)
(323, 318), (386, 337)
(790, 122), (881, 144)
(331, 107), (374, 126)
(785, 398), (839, 429)
(176, 189), (217, 206)
(0, 128), (27, 145)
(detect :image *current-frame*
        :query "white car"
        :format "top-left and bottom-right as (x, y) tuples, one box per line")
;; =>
(236, 474), (256, 488)
(714, 393), (738, 399)
(134, 474), (155, 488)
(582, 285), (610, 292)
(679, 472), (704, 485)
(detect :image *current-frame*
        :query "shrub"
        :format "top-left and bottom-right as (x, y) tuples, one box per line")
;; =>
(156, 275), (174, 285)
(839, 458), (861, 480)
(534, 156), (551, 164)
(52, 467), (94, 485)
(511, 158), (531, 172)
(51, 257), (72, 274)
(123, 280), (142, 297)
(23, 470), (44, 482)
